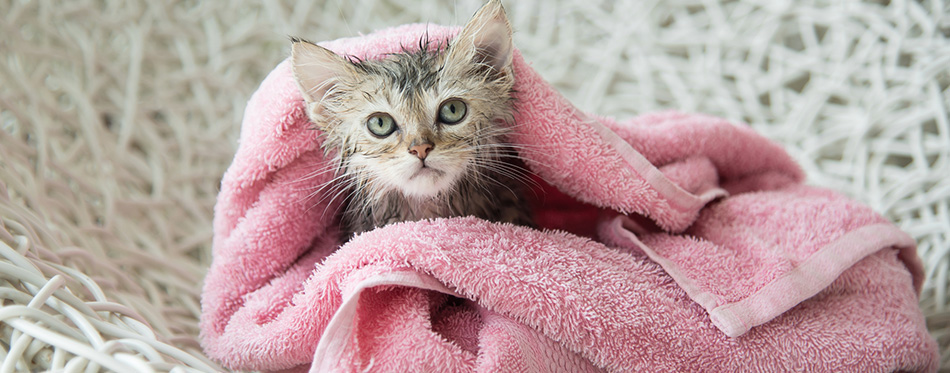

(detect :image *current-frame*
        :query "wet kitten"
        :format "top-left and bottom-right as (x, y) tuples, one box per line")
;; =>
(291, 0), (534, 237)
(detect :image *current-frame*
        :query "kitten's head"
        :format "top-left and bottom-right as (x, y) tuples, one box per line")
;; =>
(291, 0), (514, 200)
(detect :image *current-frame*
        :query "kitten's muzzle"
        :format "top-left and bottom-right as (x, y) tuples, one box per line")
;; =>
(409, 142), (434, 160)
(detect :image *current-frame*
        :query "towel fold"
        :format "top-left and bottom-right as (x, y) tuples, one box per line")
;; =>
(200, 23), (938, 372)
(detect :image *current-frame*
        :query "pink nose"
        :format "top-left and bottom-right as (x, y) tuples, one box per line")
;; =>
(409, 143), (433, 160)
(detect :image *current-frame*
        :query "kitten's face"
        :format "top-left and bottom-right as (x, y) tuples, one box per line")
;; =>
(313, 49), (512, 199)
(292, 0), (514, 200)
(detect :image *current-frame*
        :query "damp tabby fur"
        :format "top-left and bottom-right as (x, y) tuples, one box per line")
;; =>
(291, 0), (533, 237)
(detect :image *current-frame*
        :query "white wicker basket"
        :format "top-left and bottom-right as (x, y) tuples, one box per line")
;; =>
(1, 0), (947, 371)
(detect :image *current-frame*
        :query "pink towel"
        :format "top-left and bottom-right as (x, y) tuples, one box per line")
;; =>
(200, 24), (938, 372)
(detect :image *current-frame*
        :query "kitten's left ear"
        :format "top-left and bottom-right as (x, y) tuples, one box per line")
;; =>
(448, 0), (514, 73)
(291, 38), (354, 104)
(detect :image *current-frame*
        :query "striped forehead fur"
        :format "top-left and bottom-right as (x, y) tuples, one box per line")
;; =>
(350, 38), (445, 95)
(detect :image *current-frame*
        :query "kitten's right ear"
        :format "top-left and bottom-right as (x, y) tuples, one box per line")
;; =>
(290, 38), (352, 103)
(447, 0), (514, 74)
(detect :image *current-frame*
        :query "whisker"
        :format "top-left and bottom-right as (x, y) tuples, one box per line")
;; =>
(280, 160), (344, 192)
(315, 175), (357, 219)
(293, 165), (353, 203)
(470, 160), (543, 195)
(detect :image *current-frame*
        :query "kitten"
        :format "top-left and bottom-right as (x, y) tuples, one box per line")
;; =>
(291, 0), (534, 237)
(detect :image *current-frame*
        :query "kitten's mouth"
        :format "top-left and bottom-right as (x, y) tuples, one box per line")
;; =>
(410, 165), (444, 179)
(399, 161), (458, 199)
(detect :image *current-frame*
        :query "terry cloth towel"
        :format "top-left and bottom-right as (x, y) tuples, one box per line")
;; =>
(200, 24), (939, 372)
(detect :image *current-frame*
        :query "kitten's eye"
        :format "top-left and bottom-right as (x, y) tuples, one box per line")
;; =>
(366, 113), (397, 138)
(438, 99), (467, 124)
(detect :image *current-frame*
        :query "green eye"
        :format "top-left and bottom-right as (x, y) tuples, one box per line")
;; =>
(438, 99), (467, 124)
(366, 113), (396, 137)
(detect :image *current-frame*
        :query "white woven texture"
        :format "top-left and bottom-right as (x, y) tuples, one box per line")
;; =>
(1, 0), (947, 371)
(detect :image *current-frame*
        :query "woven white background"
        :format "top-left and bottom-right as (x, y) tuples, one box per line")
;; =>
(1, 0), (947, 371)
